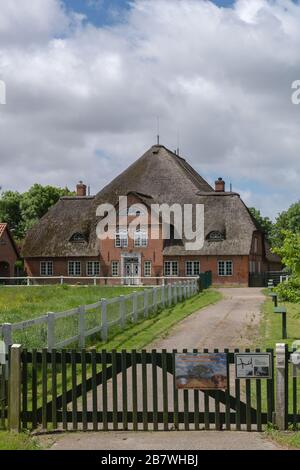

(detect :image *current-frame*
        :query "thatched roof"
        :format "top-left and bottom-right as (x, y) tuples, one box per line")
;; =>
(22, 144), (263, 258)
(22, 197), (98, 257)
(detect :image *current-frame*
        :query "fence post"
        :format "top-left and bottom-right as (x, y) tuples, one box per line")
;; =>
(168, 284), (172, 307)
(132, 291), (138, 322)
(27, 278), (30, 286)
(78, 305), (85, 348)
(173, 283), (177, 304)
(183, 282), (187, 300)
(119, 295), (126, 328)
(275, 343), (288, 430)
(144, 290), (149, 318)
(93, 277), (97, 287)
(8, 344), (22, 433)
(101, 299), (108, 342)
(178, 282), (182, 302)
(60, 276), (64, 285)
(161, 284), (165, 308)
(47, 312), (55, 350)
(2, 323), (12, 353)
(153, 288), (157, 313)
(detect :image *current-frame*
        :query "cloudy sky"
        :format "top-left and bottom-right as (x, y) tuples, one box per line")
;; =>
(1, 0), (300, 219)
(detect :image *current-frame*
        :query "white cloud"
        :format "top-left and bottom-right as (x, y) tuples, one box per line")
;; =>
(0, 0), (300, 219)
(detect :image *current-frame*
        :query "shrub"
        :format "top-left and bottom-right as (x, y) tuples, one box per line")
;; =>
(275, 276), (300, 303)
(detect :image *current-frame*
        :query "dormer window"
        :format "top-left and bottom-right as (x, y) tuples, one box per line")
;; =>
(70, 232), (86, 243)
(207, 231), (224, 242)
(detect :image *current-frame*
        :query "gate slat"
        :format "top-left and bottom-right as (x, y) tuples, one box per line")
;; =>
(141, 350), (148, 431)
(234, 349), (241, 431)
(132, 350), (138, 431)
(91, 350), (98, 431)
(0, 364), (5, 429)
(193, 349), (200, 431)
(183, 349), (189, 431)
(101, 350), (108, 431)
(31, 350), (37, 430)
(245, 348), (251, 431)
(81, 349), (87, 431)
(172, 349), (179, 430)
(203, 348), (210, 430)
(121, 350), (128, 430)
(51, 349), (57, 430)
(267, 348), (274, 423)
(162, 349), (168, 431)
(42, 349), (48, 430)
(224, 348), (230, 430)
(255, 348), (262, 432)
(61, 350), (68, 430)
(71, 350), (78, 431)
(152, 350), (158, 431)
(214, 348), (221, 430)
(112, 350), (118, 431)
(22, 348), (28, 429)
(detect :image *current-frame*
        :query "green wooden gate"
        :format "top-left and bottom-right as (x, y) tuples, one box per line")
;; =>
(0, 363), (7, 429)
(20, 348), (275, 432)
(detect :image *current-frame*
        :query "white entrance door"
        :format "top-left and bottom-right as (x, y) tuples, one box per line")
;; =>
(124, 259), (140, 285)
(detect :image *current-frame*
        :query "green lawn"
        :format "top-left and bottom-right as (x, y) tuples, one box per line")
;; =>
(260, 292), (300, 448)
(0, 431), (41, 450)
(0, 285), (134, 324)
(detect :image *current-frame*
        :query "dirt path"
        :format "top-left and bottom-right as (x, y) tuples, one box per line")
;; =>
(150, 287), (264, 351)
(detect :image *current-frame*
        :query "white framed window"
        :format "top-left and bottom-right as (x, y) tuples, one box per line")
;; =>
(144, 261), (152, 277)
(40, 261), (53, 276)
(68, 261), (81, 276)
(115, 230), (128, 248)
(87, 261), (100, 276)
(164, 261), (179, 276)
(218, 260), (233, 277)
(134, 230), (148, 247)
(186, 261), (200, 276)
(111, 261), (119, 277)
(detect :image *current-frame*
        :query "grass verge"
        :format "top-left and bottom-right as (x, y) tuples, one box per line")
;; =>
(0, 431), (41, 450)
(265, 426), (300, 449)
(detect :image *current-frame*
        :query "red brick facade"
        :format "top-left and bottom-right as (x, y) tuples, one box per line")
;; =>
(0, 224), (19, 278)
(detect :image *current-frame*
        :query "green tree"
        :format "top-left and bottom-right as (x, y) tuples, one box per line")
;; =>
(272, 201), (300, 247)
(273, 230), (300, 275)
(0, 190), (23, 238)
(248, 207), (274, 240)
(0, 184), (74, 239)
(20, 184), (74, 232)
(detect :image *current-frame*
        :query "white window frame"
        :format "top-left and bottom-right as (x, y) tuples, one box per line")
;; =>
(115, 230), (128, 248)
(86, 261), (100, 277)
(218, 260), (233, 277)
(40, 261), (53, 276)
(164, 261), (179, 277)
(185, 261), (200, 276)
(68, 261), (81, 277)
(144, 261), (152, 277)
(134, 230), (148, 248)
(111, 261), (119, 277)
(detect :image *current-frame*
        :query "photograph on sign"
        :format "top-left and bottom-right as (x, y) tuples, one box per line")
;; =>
(175, 353), (227, 390)
(235, 353), (272, 379)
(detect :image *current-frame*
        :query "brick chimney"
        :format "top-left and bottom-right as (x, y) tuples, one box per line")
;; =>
(76, 181), (87, 197)
(215, 177), (225, 192)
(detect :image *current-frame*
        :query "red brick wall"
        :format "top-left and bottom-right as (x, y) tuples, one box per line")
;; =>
(25, 256), (100, 282)
(163, 255), (249, 286)
(0, 229), (18, 277)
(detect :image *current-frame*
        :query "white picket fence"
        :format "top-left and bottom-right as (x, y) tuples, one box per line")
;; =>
(0, 279), (198, 351)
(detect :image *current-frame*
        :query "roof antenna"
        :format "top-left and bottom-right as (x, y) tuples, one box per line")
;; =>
(177, 130), (180, 155)
(157, 116), (160, 145)
(230, 182), (232, 192)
